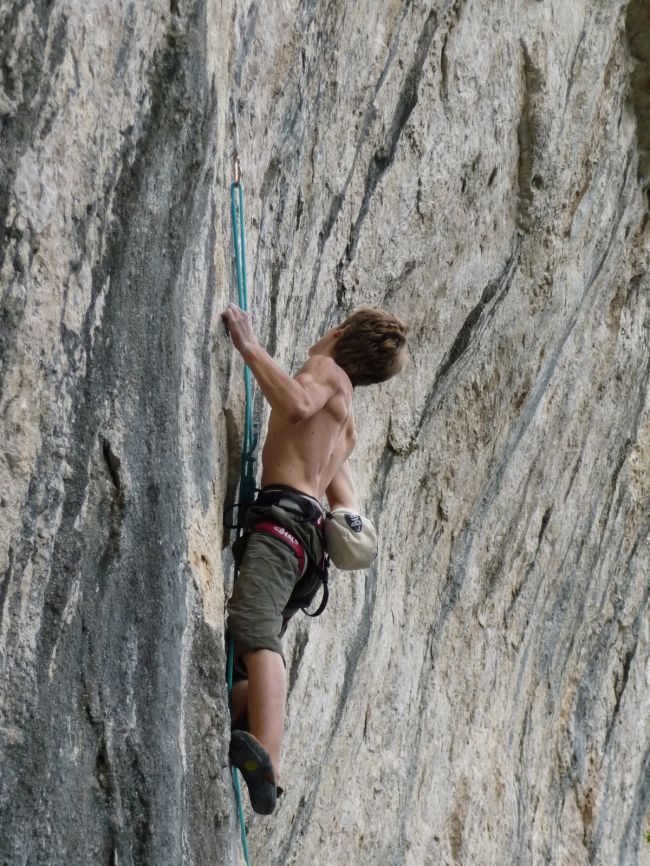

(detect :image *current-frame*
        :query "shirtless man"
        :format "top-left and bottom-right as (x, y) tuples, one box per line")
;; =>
(221, 302), (408, 814)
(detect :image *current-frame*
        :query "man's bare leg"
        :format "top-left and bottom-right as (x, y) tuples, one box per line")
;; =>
(242, 649), (286, 782)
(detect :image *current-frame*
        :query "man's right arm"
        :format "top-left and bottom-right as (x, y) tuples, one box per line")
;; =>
(222, 304), (339, 422)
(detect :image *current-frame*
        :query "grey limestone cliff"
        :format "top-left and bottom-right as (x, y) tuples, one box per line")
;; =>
(0, 1), (649, 865)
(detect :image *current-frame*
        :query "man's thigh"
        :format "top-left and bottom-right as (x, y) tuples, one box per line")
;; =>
(228, 531), (300, 661)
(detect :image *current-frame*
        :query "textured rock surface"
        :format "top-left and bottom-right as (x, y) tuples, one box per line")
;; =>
(1, 1), (649, 865)
(0, 1), (238, 862)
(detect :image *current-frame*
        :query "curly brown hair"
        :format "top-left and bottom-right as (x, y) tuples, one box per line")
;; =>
(332, 307), (409, 386)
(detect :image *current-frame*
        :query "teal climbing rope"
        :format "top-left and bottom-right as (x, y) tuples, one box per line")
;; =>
(229, 165), (257, 508)
(227, 156), (255, 866)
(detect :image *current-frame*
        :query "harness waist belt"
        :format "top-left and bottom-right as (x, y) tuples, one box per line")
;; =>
(256, 485), (324, 527)
(260, 484), (323, 513)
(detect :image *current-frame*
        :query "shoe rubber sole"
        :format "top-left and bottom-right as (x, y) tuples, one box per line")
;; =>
(229, 730), (277, 815)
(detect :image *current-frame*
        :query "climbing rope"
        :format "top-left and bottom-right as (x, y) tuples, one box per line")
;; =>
(226, 148), (256, 866)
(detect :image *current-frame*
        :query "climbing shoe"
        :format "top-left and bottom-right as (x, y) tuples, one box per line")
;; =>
(229, 730), (279, 815)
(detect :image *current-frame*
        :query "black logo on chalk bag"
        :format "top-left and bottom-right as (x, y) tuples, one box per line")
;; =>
(345, 513), (363, 533)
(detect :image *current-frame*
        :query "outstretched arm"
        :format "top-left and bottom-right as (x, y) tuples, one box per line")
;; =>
(325, 460), (359, 511)
(222, 304), (340, 423)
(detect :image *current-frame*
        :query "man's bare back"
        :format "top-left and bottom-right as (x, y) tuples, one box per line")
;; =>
(261, 355), (355, 499)
(222, 303), (358, 505)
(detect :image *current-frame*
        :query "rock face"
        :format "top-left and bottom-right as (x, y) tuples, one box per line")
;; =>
(0, 1), (648, 865)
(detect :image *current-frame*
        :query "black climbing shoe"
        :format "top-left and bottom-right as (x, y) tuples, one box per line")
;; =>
(229, 730), (279, 815)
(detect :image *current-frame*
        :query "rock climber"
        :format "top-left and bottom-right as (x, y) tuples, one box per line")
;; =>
(222, 302), (409, 814)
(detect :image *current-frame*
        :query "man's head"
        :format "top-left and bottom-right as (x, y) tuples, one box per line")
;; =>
(319, 307), (409, 387)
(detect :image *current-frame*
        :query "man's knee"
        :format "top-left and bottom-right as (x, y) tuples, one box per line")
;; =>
(242, 647), (286, 669)
(227, 626), (287, 670)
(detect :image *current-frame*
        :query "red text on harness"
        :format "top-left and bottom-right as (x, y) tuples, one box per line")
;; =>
(253, 521), (306, 576)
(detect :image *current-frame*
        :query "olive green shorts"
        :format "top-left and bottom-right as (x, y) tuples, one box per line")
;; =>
(227, 502), (324, 669)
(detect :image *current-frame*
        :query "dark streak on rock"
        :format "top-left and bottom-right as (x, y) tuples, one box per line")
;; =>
(591, 437), (633, 565)
(610, 644), (636, 740)
(101, 438), (122, 496)
(538, 507), (552, 546)
(414, 242), (520, 438)
(625, 0), (650, 190)
(383, 258), (418, 304)
(564, 441), (587, 503)
(304, 1), (417, 315)
(440, 32), (450, 102)
(267, 258), (282, 359)
(0, 545), (15, 630)
(0, 2), (223, 863)
(336, 9), (438, 280)
(440, 281), (498, 379)
(516, 41), (543, 230)
(295, 189), (303, 231)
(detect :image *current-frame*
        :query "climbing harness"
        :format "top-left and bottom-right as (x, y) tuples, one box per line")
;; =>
(225, 484), (331, 618)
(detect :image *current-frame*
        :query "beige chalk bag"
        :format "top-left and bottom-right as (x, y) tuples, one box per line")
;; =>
(324, 509), (378, 570)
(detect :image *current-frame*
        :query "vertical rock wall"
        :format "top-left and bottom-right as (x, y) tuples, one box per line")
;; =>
(1, 1), (649, 865)
(0, 1), (239, 862)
